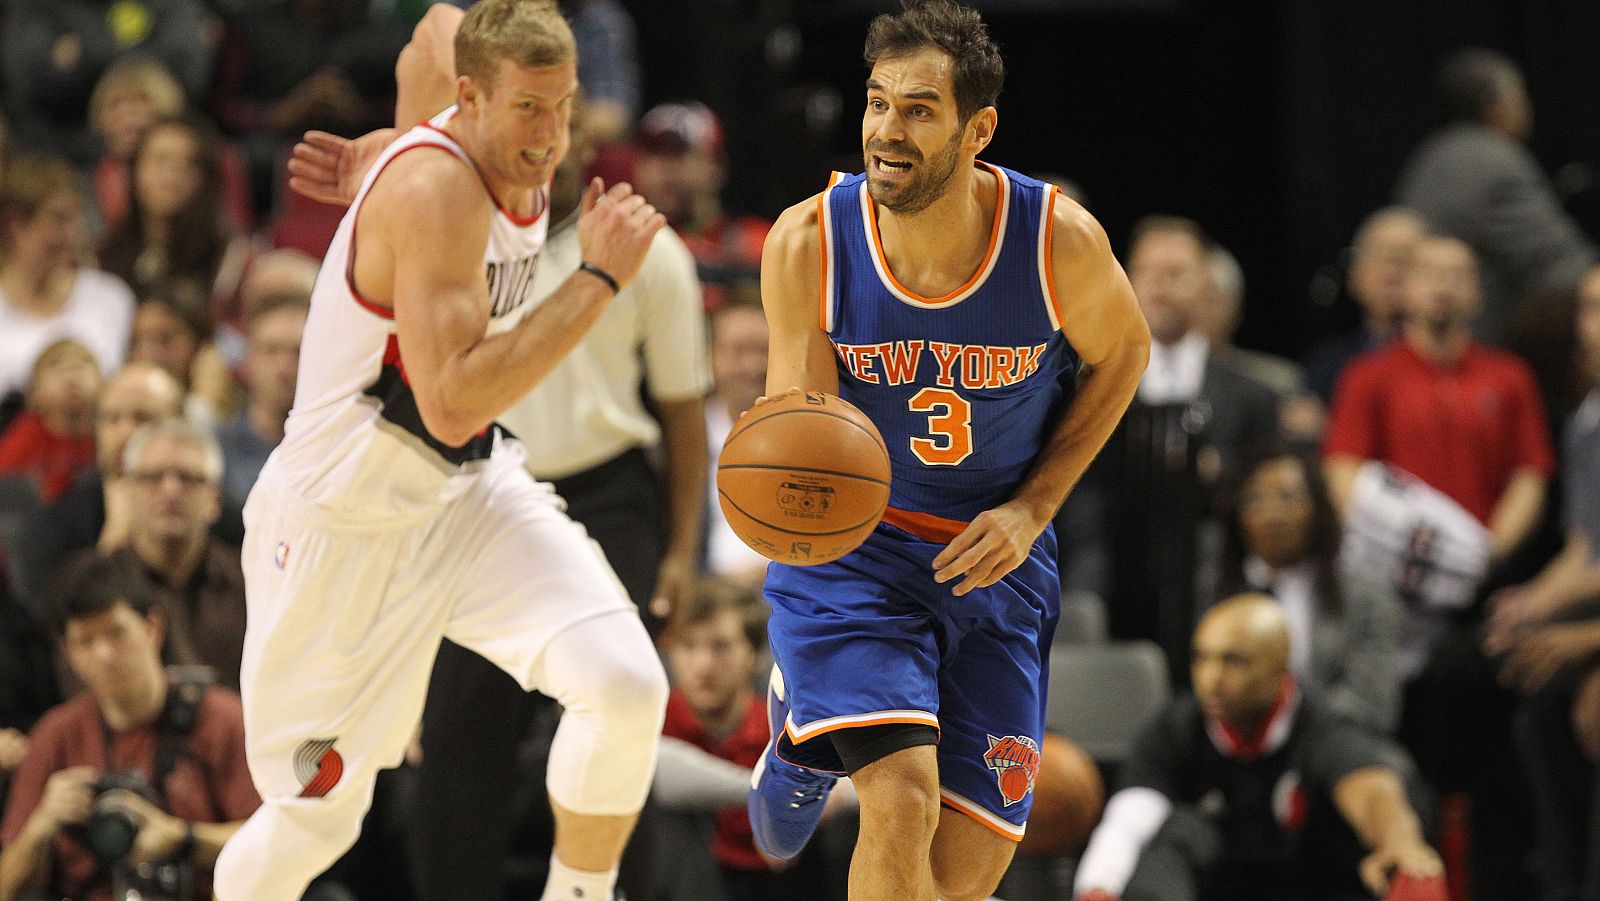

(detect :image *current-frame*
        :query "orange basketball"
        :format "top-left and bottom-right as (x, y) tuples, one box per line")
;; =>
(717, 389), (891, 566)
(1016, 733), (1105, 858)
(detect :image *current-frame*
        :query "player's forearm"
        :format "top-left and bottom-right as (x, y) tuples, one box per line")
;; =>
(1010, 351), (1143, 525)
(657, 396), (709, 559)
(1489, 469), (1547, 560)
(419, 271), (616, 445)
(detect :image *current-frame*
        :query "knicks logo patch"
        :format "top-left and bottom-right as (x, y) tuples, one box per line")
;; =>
(983, 734), (1041, 807)
(294, 738), (344, 798)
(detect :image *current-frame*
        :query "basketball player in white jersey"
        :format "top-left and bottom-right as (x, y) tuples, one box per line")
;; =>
(211, 3), (668, 900)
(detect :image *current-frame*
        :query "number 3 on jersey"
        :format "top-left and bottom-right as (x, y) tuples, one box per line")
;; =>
(908, 387), (973, 466)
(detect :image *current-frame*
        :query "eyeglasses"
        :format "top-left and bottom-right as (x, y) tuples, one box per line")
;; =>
(125, 467), (213, 488)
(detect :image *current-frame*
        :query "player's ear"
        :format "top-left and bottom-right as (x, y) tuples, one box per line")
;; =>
(457, 74), (480, 111)
(967, 107), (997, 154)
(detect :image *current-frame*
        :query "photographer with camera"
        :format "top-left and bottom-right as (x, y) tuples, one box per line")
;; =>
(0, 556), (257, 901)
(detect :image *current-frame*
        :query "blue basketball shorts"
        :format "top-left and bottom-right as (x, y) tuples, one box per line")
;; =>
(762, 520), (1060, 840)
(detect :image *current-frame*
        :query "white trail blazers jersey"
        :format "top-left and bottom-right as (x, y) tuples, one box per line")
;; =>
(267, 107), (550, 520)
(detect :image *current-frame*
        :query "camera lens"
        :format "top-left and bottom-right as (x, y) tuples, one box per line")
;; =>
(84, 805), (140, 862)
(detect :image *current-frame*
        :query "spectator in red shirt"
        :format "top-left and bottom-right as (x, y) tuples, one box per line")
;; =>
(0, 555), (258, 901)
(655, 579), (847, 900)
(1323, 232), (1555, 898)
(0, 338), (100, 503)
(1324, 232), (1554, 562)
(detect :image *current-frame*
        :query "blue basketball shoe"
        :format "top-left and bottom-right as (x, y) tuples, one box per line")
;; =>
(748, 665), (838, 860)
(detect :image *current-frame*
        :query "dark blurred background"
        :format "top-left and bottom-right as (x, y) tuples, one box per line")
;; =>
(629, 0), (1600, 356)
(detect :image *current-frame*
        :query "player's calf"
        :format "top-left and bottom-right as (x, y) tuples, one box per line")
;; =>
(930, 806), (1018, 901)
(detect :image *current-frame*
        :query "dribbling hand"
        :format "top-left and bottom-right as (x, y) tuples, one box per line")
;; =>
(576, 179), (667, 290)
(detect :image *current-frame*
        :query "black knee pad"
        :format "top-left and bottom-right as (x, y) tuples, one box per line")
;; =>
(828, 723), (939, 775)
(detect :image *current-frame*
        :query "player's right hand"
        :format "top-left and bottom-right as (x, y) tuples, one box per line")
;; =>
(36, 766), (95, 832)
(576, 178), (667, 289)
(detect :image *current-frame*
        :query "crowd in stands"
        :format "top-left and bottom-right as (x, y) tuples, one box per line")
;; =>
(0, 3), (1598, 899)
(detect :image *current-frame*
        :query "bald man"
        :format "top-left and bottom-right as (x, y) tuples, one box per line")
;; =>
(1072, 595), (1444, 901)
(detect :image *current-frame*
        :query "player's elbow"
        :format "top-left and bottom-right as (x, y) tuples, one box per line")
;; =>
(415, 395), (482, 448)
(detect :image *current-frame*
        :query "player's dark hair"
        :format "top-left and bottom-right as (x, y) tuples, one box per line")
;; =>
(863, 0), (1004, 124)
(1436, 48), (1521, 125)
(54, 555), (160, 635)
(666, 578), (768, 652)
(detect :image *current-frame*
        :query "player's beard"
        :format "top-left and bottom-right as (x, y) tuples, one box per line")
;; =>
(866, 128), (964, 216)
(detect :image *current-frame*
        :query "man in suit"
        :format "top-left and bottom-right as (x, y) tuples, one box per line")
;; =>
(1099, 215), (1278, 673)
(1397, 49), (1596, 342)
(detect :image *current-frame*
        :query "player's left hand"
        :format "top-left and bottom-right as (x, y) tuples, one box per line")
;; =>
(649, 551), (696, 621)
(932, 500), (1046, 597)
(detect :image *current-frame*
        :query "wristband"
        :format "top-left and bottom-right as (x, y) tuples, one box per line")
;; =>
(578, 261), (620, 296)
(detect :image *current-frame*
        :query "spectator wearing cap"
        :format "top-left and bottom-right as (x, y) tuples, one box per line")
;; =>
(1397, 49), (1597, 342)
(633, 101), (772, 310)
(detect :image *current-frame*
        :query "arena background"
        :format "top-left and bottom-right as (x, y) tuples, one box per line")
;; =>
(628, 0), (1600, 357)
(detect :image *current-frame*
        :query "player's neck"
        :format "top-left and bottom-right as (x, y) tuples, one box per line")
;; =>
(873, 163), (993, 292)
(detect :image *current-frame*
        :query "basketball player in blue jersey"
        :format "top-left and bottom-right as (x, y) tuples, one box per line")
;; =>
(749, 2), (1150, 899)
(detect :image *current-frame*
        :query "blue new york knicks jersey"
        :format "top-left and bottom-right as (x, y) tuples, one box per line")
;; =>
(821, 162), (1079, 524)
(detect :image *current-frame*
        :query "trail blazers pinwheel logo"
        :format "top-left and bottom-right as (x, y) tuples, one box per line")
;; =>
(294, 738), (343, 798)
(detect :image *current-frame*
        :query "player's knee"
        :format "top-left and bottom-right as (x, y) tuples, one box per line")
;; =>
(588, 645), (669, 728)
(855, 751), (941, 839)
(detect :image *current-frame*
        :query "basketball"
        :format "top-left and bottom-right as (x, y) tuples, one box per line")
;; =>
(1016, 733), (1105, 858)
(717, 388), (891, 566)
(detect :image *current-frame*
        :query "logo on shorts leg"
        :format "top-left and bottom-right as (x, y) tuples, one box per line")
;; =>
(274, 542), (290, 570)
(983, 734), (1041, 807)
(294, 738), (343, 798)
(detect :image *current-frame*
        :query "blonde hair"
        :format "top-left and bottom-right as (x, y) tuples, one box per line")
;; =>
(90, 58), (186, 135)
(455, 0), (575, 94)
